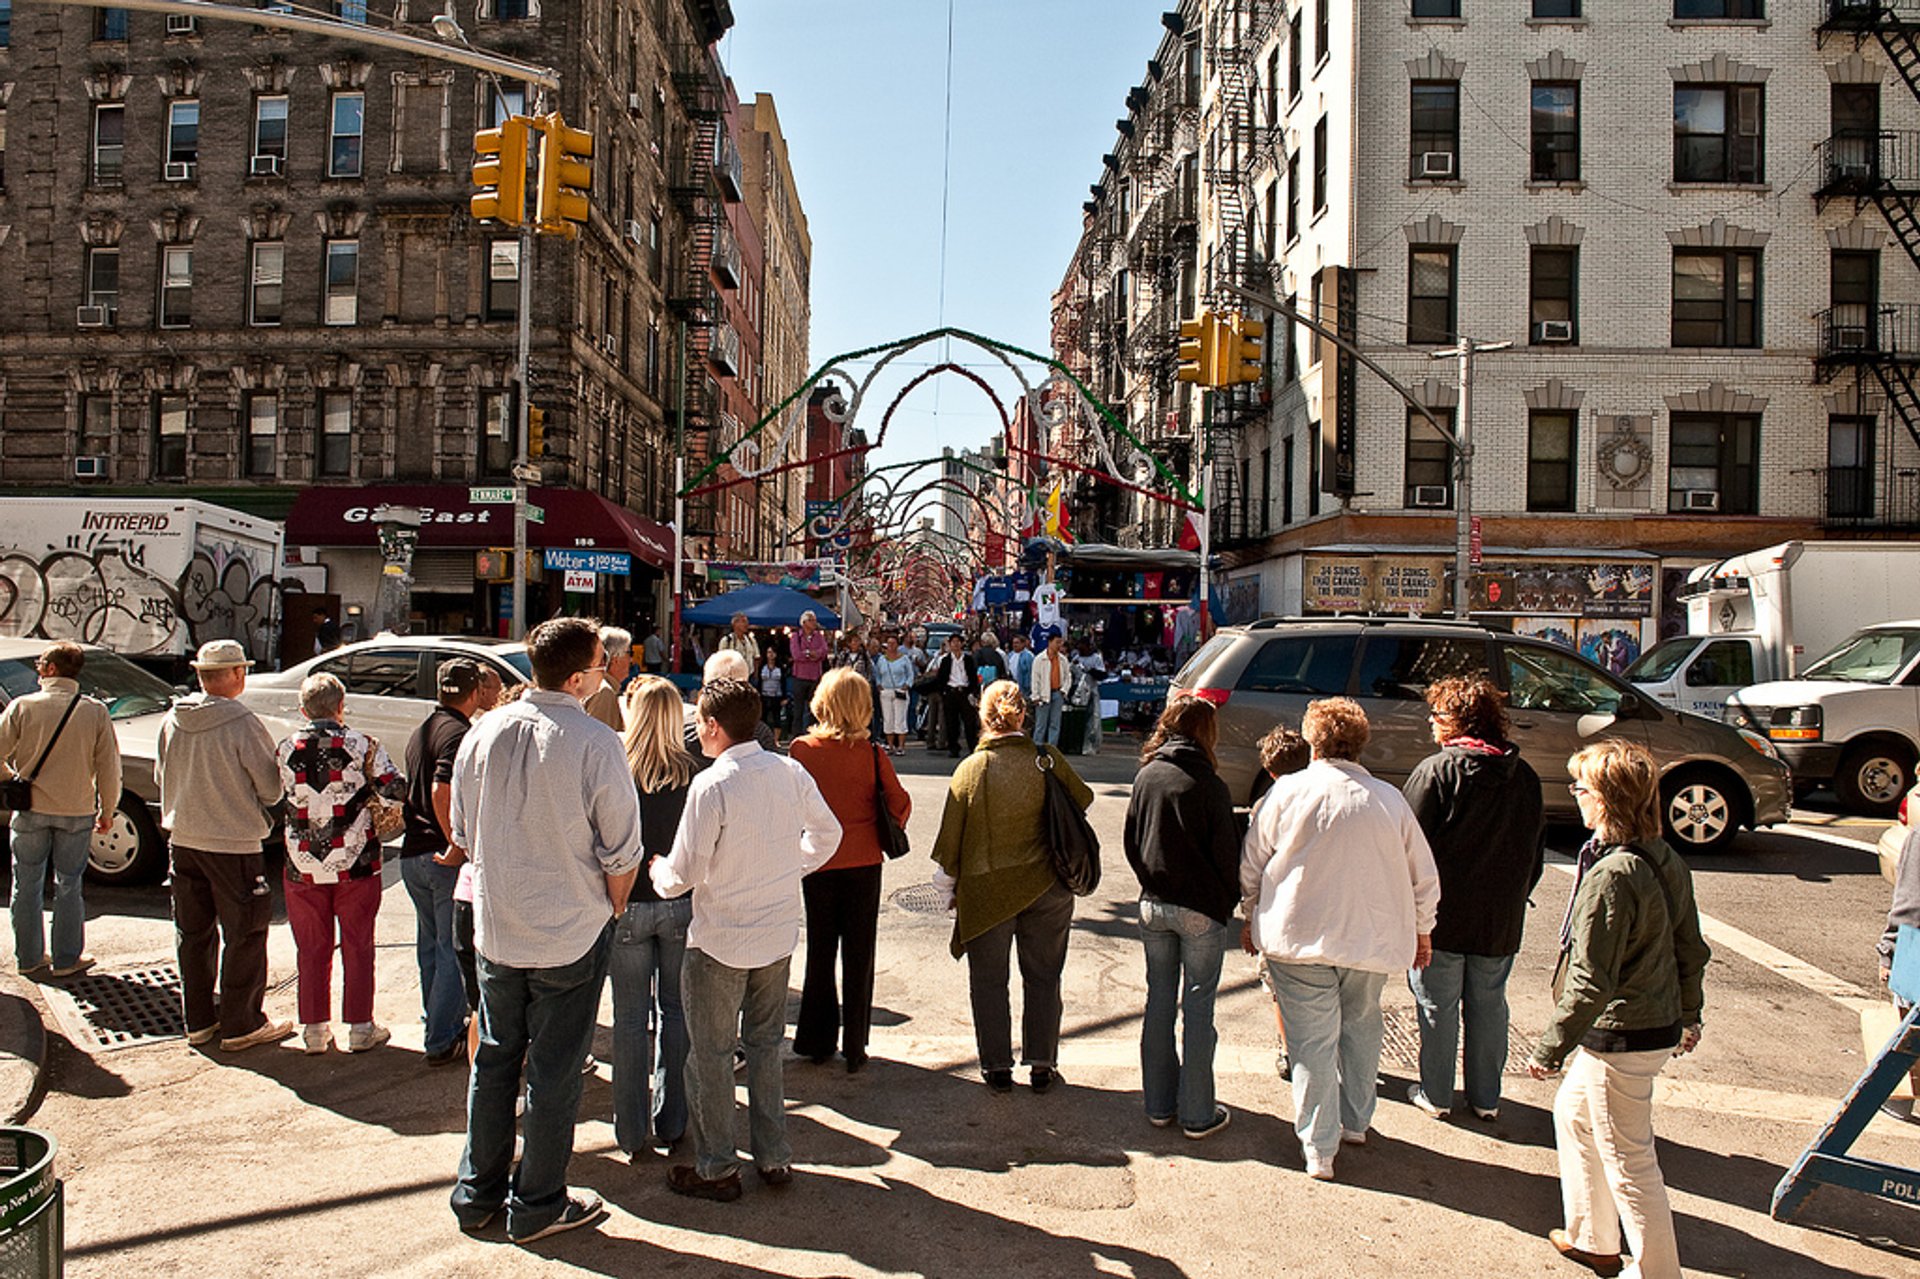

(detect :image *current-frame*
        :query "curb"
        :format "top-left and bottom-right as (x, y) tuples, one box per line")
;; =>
(0, 972), (49, 1125)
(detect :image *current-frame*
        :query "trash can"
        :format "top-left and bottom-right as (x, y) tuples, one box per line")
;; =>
(1060, 706), (1089, 755)
(0, 1128), (61, 1278)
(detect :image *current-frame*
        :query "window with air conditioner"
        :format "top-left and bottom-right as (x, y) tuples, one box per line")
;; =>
(166, 100), (198, 179)
(1668, 412), (1758, 514)
(80, 396), (113, 461)
(83, 246), (118, 324)
(253, 95), (288, 170)
(1405, 408), (1455, 509)
(1410, 82), (1459, 181)
(1829, 249), (1878, 354)
(1674, 84), (1763, 183)
(1530, 246), (1577, 344)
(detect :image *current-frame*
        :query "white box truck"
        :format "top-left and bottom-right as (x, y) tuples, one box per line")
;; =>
(0, 497), (284, 667)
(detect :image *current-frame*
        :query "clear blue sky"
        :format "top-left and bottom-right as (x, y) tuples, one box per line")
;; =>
(721, 0), (1170, 513)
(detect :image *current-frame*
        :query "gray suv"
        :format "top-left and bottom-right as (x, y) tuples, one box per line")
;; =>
(1171, 617), (1792, 854)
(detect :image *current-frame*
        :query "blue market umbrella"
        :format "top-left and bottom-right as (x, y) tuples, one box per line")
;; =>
(681, 582), (841, 629)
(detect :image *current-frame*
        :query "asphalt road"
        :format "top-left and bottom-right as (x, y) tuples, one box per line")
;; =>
(19, 739), (1920, 1277)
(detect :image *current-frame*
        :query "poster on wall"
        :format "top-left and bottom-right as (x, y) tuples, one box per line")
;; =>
(1373, 558), (1450, 613)
(1512, 616), (1578, 652)
(1303, 556), (1371, 612)
(1578, 618), (1645, 675)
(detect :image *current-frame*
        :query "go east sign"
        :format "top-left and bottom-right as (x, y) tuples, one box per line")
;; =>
(542, 548), (632, 576)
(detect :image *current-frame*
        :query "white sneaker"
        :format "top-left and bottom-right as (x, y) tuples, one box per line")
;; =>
(1407, 1083), (1448, 1119)
(1472, 1105), (1500, 1121)
(1305, 1157), (1336, 1181)
(1340, 1128), (1368, 1146)
(303, 1024), (333, 1055)
(347, 1022), (391, 1052)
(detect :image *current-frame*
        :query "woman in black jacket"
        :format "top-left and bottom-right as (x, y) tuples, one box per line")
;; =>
(1123, 696), (1240, 1138)
(1402, 675), (1545, 1122)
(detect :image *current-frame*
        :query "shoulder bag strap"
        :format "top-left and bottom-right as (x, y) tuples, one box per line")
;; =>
(22, 693), (84, 784)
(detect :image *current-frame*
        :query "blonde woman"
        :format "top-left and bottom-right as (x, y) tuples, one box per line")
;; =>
(1530, 740), (1707, 1279)
(788, 668), (911, 1071)
(610, 676), (700, 1157)
(931, 680), (1093, 1094)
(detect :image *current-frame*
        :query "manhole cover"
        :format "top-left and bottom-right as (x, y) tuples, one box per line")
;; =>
(40, 964), (186, 1052)
(1378, 1006), (1533, 1076)
(890, 883), (949, 915)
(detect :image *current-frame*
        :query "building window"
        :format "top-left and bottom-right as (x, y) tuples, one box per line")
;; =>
(1674, 85), (1763, 184)
(1282, 435), (1296, 525)
(1669, 413), (1758, 514)
(1410, 82), (1459, 180)
(336, 0), (366, 21)
(92, 104), (124, 185)
(1282, 292), (1298, 380)
(1535, 0), (1581, 15)
(1672, 249), (1760, 347)
(84, 246), (119, 314)
(1531, 82), (1579, 182)
(329, 92), (365, 178)
(324, 240), (359, 325)
(1530, 246), (1577, 343)
(1405, 409), (1455, 509)
(0, 0), (9, 47)
(250, 243), (284, 326)
(1287, 15), (1302, 101)
(1309, 272), (1323, 363)
(486, 239), (519, 321)
(1312, 116), (1328, 211)
(1528, 410), (1577, 512)
(153, 396), (188, 478)
(95, 8), (127, 40)
(488, 82), (525, 129)
(1314, 0), (1329, 64)
(1, 106), (8, 191)
(247, 395), (278, 477)
(166, 100), (199, 174)
(158, 246), (192, 328)
(1831, 249), (1879, 348)
(1828, 416), (1875, 519)
(646, 315), (661, 396)
(1407, 246), (1456, 345)
(319, 393), (352, 476)
(496, 0), (531, 17)
(1412, 0), (1459, 16)
(1285, 152), (1300, 243)
(1260, 446), (1272, 534)
(253, 95), (288, 163)
(1676, 0), (1761, 16)
(481, 391), (512, 478)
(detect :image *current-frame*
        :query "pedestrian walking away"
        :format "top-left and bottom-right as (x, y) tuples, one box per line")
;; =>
(932, 680), (1093, 1095)
(448, 617), (643, 1245)
(1530, 739), (1708, 1279)
(399, 657), (487, 1066)
(277, 673), (407, 1055)
(1124, 697), (1239, 1138)
(651, 678), (842, 1202)
(1241, 697), (1439, 1181)
(1403, 675), (1546, 1123)
(156, 639), (291, 1052)
(790, 670), (912, 1073)
(0, 642), (120, 980)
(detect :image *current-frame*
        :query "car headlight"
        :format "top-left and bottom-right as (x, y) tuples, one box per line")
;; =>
(1736, 727), (1780, 761)
(1766, 705), (1822, 742)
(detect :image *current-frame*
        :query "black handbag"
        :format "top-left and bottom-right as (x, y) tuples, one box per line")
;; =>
(1036, 747), (1100, 895)
(871, 744), (910, 860)
(1, 693), (83, 813)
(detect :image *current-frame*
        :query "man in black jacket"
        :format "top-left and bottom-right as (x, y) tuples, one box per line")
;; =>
(1402, 675), (1545, 1122)
(925, 635), (973, 758)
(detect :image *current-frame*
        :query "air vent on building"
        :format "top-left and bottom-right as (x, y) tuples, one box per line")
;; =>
(1411, 485), (1450, 508)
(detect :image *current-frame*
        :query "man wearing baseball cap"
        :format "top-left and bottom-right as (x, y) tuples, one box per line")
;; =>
(156, 639), (291, 1052)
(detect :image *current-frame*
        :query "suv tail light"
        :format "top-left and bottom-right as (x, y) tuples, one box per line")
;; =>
(1902, 793), (1911, 827)
(1188, 686), (1231, 707)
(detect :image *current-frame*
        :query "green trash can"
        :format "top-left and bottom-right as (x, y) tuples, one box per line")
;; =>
(1060, 706), (1089, 755)
(0, 1128), (61, 1278)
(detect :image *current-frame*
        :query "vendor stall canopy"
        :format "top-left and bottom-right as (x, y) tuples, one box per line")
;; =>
(682, 583), (842, 629)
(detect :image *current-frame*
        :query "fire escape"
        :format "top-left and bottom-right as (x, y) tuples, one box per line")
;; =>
(1814, 0), (1920, 528)
(668, 42), (728, 544)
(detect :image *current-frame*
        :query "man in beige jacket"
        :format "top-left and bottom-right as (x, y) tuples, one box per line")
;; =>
(0, 642), (120, 978)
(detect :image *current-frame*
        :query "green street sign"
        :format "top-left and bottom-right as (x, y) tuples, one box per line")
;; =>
(527, 505), (545, 523)
(469, 486), (515, 504)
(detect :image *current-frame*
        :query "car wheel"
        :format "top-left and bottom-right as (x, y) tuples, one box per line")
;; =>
(89, 794), (167, 886)
(1661, 768), (1744, 855)
(1835, 740), (1916, 819)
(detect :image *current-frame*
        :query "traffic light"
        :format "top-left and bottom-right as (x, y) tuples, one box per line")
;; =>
(527, 406), (545, 459)
(471, 117), (530, 226)
(534, 113), (594, 235)
(1226, 312), (1266, 386)
(1177, 310), (1220, 385)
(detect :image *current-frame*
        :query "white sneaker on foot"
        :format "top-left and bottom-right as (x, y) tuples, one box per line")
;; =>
(1407, 1083), (1448, 1119)
(1305, 1157), (1336, 1181)
(1472, 1105), (1500, 1121)
(1340, 1128), (1369, 1146)
(347, 1022), (391, 1052)
(303, 1024), (333, 1055)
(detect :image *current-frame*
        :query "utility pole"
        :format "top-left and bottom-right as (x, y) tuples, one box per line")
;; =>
(672, 320), (688, 673)
(510, 207), (537, 640)
(1435, 337), (1509, 619)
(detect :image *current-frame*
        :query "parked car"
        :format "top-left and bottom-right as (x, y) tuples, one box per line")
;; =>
(1171, 617), (1793, 855)
(0, 639), (300, 885)
(239, 636), (531, 754)
(1879, 782), (1918, 886)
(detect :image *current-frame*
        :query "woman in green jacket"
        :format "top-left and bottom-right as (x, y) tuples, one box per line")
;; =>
(931, 680), (1094, 1095)
(1529, 739), (1708, 1279)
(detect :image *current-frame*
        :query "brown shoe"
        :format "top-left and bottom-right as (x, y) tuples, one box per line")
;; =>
(1549, 1229), (1623, 1278)
(756, 1165), (792, 1186)
(667, 1164), (742, 1203)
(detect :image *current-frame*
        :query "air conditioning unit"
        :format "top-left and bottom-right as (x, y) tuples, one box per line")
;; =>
(602, 333), (618, 354)
(625, 219), (645, 246)
(250, 154), (283, 177)
(1837, 161), (1873, 181)
(164, 160), (195, 182)
(1832, 324), (1870, 350)
(1537, 320), (1574, 343)
(73, 456), (109, 479)
(1411, 484), (1450, 507)
(1684, 489), (1721, 511)
(1418, 151), (1455, 178)
(166, 14), (196, 33)
(75, 305), (111, 328)
(628, 93), (645, 112)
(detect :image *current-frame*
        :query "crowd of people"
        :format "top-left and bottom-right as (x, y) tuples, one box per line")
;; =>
(1, 622), (1732, 1275)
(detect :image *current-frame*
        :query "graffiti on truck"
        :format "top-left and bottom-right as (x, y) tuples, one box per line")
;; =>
(0, 540), (281, 661)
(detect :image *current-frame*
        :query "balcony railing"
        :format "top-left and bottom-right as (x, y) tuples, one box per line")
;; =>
(1814, 303), (1920, 361)
(1793, 464), (1920, 530)
(1822, 0), (1920, 29)
(1816, 131), (1920, 195)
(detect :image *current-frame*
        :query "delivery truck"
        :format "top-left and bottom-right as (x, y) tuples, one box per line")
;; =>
(0, 497), (284, 671)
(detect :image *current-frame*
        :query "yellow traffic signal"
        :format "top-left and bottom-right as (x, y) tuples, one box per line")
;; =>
(1227, 313), (1266, 385)
(534, 114), (594, 235)
(471, 117), (530, 226)
(527, 406), (546, 459)
(1177, 311), (1219, 385)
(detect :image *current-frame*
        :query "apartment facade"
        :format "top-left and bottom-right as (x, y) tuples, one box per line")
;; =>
(742, 92), (813, 561)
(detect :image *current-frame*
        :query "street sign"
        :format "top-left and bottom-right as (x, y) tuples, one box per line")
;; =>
(526, 505), (544, 524)
(563, 569), (596, 593)
(469, 486), (515, 504)
(512, 463), (542, 483)
(1469, 515), (1483, 568)
(543, 548), (632, 576)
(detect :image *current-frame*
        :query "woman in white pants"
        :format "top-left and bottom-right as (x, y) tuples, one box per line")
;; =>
(1529, 739), (1709, 1279)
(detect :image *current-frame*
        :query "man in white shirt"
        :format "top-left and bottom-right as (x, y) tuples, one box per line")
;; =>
(652, 679), (841, 1202)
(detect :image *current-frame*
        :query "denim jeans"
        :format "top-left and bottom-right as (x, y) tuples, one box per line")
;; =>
(10, 811), (93, 970)
(400, 855), (466, 1055)
(683, 947), (791, 1181)
(1032, 693), (1065, 748)
(610, 895), (692, 1154)
(451, 922), (612, 1238)
(1407, 950), (1516, 1114)
(1265, 960), (1388, 1165)
(1139, 897), (1229, 1129)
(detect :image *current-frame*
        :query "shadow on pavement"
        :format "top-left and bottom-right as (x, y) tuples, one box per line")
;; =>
(217, 1039), (469, 1137)
(39, 1032), (132, 1100)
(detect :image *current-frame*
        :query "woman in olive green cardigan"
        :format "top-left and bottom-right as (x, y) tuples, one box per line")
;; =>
(931, 680), (1094, 1094)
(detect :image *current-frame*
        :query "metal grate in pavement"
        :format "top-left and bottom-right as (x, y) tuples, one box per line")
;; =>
(39, 964), (186, 1052)
(1378, 1006), (1534, 1076)
(890, 883), (949, 915)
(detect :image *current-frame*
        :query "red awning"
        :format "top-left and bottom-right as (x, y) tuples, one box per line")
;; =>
(284, 484), (673, 571)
